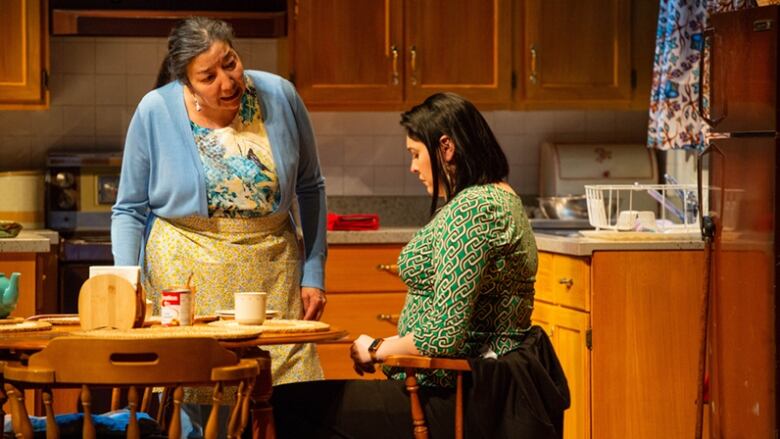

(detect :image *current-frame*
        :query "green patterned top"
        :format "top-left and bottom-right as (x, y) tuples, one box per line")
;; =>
(388, 184), (538, 387)
(191, 75), (281, 218)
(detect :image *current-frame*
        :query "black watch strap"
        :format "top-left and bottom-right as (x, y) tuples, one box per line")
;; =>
(368, 337), (385, 363)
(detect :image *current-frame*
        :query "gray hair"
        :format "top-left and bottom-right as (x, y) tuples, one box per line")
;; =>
(155, 17), (236, 89)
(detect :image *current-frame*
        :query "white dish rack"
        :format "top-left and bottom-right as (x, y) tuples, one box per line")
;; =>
(585, 184), (700, 233)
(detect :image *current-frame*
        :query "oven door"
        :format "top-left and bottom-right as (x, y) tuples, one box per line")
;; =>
(58, 239), (113, 313)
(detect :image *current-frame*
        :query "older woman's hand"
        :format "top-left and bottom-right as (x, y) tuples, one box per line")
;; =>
(301, 287), (327, 320)
(350, 334), (376, 376)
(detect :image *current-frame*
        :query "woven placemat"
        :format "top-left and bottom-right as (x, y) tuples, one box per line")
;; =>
(38, 316), (80, 326)
(0, 317), (24, 325)
(208, 319), (329, 333)
(72, 324), (263, 340)
(0, 321), (52, 333)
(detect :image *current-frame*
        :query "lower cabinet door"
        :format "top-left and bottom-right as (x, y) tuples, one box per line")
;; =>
(532, 300), (591, 439)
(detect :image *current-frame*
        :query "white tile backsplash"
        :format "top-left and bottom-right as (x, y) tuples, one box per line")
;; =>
(95, 75), (127, 106)
(62, 106), (96, 136)
(126, 42), (163, 75)
(60, 40), (96, 74)
(95, 106), (125, 136)
(52, 74), (95, 106)
(96, 41), (128, 74)
(373, 166), (406, 195)
(342, 166), (374, 195)
(0, 36), (652, 191)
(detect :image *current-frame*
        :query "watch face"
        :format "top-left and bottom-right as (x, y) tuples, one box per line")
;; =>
(369, 338), (384, 352)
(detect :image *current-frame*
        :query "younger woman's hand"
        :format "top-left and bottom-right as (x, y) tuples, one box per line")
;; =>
(350, 334), (376, 375)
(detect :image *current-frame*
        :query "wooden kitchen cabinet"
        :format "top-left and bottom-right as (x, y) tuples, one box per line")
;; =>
(515, 0), (632, 108)
(533, 248), (705, 439)
(0, 0), (49, 109)
(319, 244), (406, 379)
(533, 251), (591, 439)
(289, 0), (511, 110)
(590, 250), (705, 439)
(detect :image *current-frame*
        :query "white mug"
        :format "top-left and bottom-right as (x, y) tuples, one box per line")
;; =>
(235, 292), (267, 325)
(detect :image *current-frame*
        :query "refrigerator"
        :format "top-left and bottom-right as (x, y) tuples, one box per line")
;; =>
(700, 5), (778, 437)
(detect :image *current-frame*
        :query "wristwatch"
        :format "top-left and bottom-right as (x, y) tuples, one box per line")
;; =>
(368, 337), (385, 363)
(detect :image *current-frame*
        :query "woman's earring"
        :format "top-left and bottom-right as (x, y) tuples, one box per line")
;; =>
(193, 96), (202, 112)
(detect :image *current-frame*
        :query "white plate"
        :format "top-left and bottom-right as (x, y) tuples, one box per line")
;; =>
(216, 309), (280, 319)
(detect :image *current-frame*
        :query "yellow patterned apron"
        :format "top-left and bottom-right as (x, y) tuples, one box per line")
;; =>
(142, 213), (323, 396)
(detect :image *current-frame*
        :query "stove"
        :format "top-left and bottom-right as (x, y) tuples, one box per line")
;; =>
(46, 152), (120, 313)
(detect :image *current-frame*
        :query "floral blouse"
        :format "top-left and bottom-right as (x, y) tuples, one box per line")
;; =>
(387, 184), (538, 387)
(191, 75), (280, 218)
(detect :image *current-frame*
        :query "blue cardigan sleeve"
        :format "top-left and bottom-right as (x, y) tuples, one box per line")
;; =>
(284, 80), (327, 290)
(111, 108), (151, 266)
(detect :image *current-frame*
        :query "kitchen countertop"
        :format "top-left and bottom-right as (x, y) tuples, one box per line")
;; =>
(327, 227), (704, 255)
(0, 230), (55, 253)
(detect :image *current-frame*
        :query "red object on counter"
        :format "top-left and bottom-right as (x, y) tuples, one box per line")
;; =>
(327, 213), (380, 231)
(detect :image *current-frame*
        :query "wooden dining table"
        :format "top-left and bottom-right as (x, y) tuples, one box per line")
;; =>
(0, 321), (348, 439)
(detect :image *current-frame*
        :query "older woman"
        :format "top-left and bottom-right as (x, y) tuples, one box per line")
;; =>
(271, 93), (569, 438)
(112, 17), (326, 387)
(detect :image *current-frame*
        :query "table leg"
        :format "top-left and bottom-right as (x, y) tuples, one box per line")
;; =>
(243, 349), (274, 439)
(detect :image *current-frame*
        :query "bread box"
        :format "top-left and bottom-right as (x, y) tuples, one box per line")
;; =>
(539, 143), (659, 197)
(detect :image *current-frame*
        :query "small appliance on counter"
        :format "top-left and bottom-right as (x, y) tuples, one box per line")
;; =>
(0, 171), (45, 230)
(46, 151), (122, 313)
(534, 142), (659, 231)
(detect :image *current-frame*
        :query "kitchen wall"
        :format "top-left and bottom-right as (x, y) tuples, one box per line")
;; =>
(0, 37), (652, 196)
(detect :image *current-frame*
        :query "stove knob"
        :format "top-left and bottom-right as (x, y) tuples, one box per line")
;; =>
(57, 191), (76, 210)
(54, 172), (75, 188)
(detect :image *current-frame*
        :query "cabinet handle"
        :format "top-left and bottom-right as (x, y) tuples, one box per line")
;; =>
(410, 45), (418, 86)
(391, 45), (400, 86)
(529, 44), (538, 85)
(558, 277), (574, 288)
(376, 264), (399, 275)
(377, 314), (399, 325)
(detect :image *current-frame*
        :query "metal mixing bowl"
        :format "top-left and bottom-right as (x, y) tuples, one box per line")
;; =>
(537, 195), (589, 220)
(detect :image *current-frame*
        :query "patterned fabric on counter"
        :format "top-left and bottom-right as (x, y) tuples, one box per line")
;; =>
(387, 184), (538, 388)
(142, 214), (323, 403)
(647, 0), (755, 150)
(191, 74), (281, 217)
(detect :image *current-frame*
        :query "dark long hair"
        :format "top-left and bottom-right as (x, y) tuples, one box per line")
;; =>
(155, 17), (236, 89)
(400, 92), (509, 216)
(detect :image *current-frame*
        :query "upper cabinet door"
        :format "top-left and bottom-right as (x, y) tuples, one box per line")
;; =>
(0, 0), (48, 108)
(291, 0), (403, 109)
(404, 0), (511, 106)
(520, 0), (631, 105)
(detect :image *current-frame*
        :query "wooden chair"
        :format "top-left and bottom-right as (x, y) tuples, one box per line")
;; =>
(2, 336), (260, 439)
(383, 355), (471, 439)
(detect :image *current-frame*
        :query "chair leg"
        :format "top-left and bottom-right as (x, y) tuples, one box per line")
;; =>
(81, 385), (96, 439)
(111, 387), (122, 411)
(42, 388), (59, 439)
(404, 369), (429, 439)
(205, 382), (222, 439)
(167, 386), (183, 439)
(227, 381), (245, 439)
(5, 384), (34, 439)
(140, 387), (153, 414)
(127, 386), (140, 439)
(455, 372), (463, 439)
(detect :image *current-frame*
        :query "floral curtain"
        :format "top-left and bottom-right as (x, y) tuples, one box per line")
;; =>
(647, 0), (756, 150)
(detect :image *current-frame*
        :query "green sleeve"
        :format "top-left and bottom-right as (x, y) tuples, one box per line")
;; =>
(412, 196), (503, 356)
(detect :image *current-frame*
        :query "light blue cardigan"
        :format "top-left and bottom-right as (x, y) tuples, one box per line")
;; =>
(111, 71), (327, 290)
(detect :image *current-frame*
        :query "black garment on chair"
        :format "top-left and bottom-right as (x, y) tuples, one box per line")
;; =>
(465, 326), (570, 439)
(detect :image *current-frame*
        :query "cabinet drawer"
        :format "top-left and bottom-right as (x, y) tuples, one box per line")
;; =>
(318, 342), (388, 380)
(321, 292), (405, 341)
(326, 245), (406, 293)
(535, 252), (590, 311)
